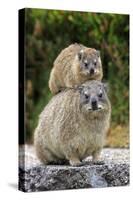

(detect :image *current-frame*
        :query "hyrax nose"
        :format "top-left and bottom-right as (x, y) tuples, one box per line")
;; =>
(91, 98), (98, 110)
(90, 68), (94, 75)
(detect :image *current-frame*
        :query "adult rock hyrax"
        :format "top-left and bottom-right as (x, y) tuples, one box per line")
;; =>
(49, 43), (103, 94)
(34, 80), (111, 166)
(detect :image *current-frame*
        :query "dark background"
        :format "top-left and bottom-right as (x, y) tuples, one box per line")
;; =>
(24, 8), (129, 147)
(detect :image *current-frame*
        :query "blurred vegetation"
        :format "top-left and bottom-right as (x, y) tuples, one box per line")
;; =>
(25, 8), (129, 147)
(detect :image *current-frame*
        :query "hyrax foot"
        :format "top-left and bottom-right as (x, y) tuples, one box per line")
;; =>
(92, 150), (101, 162)
(92, 150), (104, 165)
(69, 158), (82, 166)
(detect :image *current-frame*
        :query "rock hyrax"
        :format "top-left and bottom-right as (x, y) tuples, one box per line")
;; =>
(34, 80), (111, 166)
(49, 43), (103, 94)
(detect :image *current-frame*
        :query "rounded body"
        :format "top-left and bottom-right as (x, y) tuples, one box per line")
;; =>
(34, 81), (111, 166)
(49, 43), (103, 94)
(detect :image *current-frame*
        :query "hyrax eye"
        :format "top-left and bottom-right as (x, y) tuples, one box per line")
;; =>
(98, 91), (103, 98)
(85, 93), (90, 99)
(94, 60), (97, 65)
(84, 62), (88, 67)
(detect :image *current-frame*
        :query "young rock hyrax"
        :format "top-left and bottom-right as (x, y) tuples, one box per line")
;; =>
(49, 43), (103, 94)
(34, 80), (111, 166)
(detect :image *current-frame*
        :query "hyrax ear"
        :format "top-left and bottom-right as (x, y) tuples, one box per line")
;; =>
(96, 50), (100, 57)
(77, 49), (84, 60)
(103, 82), (109, 93)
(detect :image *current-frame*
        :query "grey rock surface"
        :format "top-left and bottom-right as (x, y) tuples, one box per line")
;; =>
(19, 145), (129, 192)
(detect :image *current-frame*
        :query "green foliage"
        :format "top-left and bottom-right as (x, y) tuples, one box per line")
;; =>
(25, 8), (129, 143)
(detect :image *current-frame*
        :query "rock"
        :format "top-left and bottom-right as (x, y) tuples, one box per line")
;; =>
(19, 145), (129, 192)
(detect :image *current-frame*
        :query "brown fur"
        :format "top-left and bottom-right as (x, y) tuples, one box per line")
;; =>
(49, 43), (103, 94)
(34, 80), (111, 166)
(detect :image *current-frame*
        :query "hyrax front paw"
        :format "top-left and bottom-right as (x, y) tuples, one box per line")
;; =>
(92, 150), (104, 165)
(69, 158), (82, 166)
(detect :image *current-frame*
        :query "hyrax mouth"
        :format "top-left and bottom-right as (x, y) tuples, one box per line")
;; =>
(88, 104), (104, 111)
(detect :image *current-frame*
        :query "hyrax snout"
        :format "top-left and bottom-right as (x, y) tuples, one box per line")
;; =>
(34, 80), (111, 166)
(49, 43), (103, 94)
